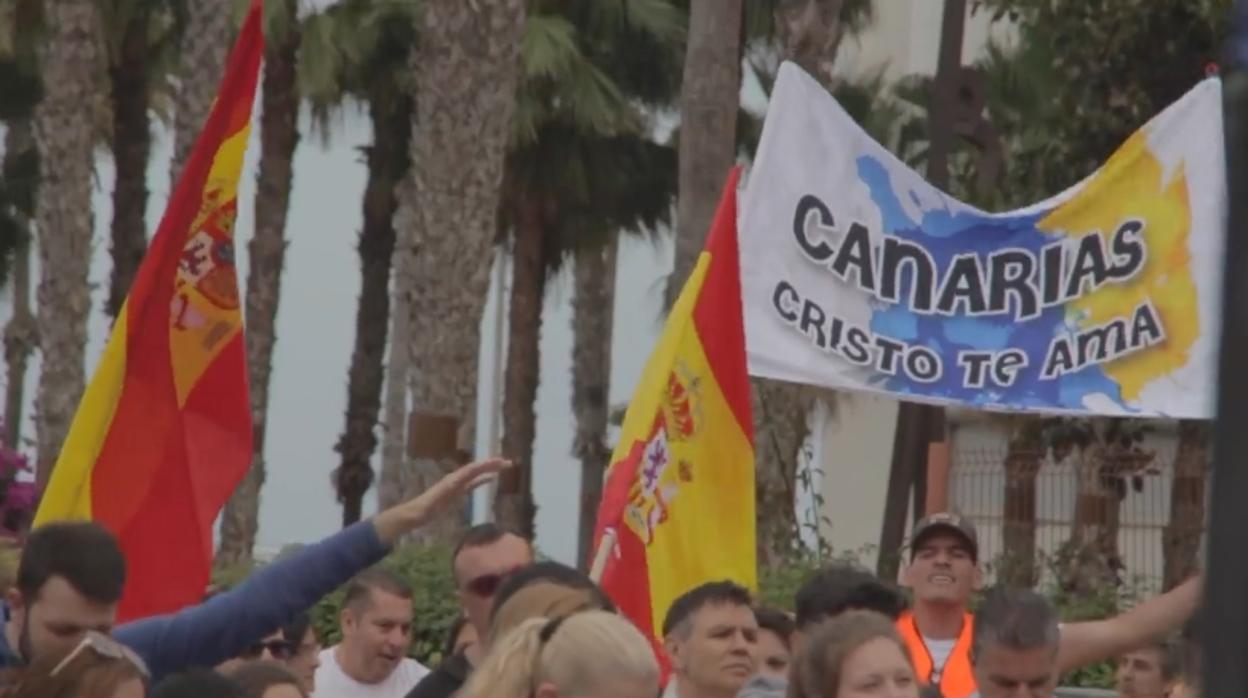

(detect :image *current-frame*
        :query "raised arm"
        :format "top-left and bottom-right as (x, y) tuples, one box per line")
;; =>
(116, 458), (510, 679)
(1057, 574), (1201, 674)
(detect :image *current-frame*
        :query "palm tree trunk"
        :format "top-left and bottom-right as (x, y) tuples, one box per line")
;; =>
(753, 379), (813, 567)
(217, 5), (300, 564)
(336, 94), (411, 526)
(33, 0), (100, 487)
(387, 0), (527, 543)
(378, 195), (414, 515)
(1164, 420), (1208, 589)
(574, 238), (617, 568)
(3, 120), (36, 447)
(667, 0), (741, 309)
(1000, 417), (1041, 588)
(1060, 435), (1120, 601)
(105, 15), (151, 320)
(169, 0), (233, 186)
(496, 196), (545, 537)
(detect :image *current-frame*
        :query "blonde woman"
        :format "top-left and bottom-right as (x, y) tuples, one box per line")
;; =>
(459, 610), (659, 698)
(790, 610), (919, 698)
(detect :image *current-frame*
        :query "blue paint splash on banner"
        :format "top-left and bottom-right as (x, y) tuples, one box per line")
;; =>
(856, 156), (1124, 410)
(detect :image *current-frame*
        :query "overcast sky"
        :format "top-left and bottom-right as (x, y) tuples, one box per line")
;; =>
(6, 99), (672, 565)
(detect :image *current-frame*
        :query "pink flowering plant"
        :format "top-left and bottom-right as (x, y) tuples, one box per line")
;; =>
(0, 424), (36, 535)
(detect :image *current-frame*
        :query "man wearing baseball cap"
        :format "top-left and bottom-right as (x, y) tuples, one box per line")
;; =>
(898, 512), (1202, 698)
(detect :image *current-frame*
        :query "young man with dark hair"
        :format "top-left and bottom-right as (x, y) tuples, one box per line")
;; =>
(662, 581), (758, 698)
(404, 523), (532, 698)
(1115, 637), (1181, 698)
(737, 565), (906, 698)
(0, 457), (509, 682)
(313, 568), (427, 697)
(752, 607), (793, 680)
(899, 513), (1202, 698)
(217, 610), (321, 694)
(794, 562), (907, 647)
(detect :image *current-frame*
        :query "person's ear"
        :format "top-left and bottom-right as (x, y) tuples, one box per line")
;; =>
(972, 565), (984, 591)
(666, 631), (691, 673)
(534, 682), (559, 698)
(339, 607), (355, 633)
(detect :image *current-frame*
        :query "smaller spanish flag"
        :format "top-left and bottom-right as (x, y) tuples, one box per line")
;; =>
(34, 0), (263, 620)
(592, 167), (756, 665)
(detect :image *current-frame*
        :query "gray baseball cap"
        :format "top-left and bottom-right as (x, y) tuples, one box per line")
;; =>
(910, 512), (979, 562)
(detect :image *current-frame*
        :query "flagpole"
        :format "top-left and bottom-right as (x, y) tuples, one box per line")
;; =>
(1204, 6), (1248, 696)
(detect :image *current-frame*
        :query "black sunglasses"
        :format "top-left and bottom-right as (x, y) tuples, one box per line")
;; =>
(242, 639), (295, 660)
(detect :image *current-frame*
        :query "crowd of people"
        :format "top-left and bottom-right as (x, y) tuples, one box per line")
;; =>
(0, 459), (1207, 698)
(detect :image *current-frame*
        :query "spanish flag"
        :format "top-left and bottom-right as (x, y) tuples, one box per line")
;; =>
(592, 168), (756, 660)
(34, 0), (263, 621)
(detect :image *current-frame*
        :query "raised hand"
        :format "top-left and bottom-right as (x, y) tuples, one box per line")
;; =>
(373, 457), (512, 545)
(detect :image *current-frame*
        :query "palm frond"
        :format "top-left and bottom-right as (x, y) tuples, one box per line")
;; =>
(521, 14), (581, 81)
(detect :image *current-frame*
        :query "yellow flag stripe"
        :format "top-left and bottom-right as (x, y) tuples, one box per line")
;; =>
(33, 304), (131, 524)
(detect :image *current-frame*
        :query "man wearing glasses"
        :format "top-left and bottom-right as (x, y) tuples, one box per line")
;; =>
(218, 611), (320, 694)
(406, 523), (533, 698)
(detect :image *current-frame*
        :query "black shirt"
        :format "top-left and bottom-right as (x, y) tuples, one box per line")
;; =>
(405, 652), (470, 698)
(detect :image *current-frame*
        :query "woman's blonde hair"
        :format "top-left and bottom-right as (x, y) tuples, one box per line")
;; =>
(789, 610), (914, 698)
(460, 610), (659, 698)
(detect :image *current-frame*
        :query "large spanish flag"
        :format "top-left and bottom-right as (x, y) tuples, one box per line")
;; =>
(592, 168), (756, 660)
(34, 0), (263, 621)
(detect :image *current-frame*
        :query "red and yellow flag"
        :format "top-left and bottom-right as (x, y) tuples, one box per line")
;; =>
(592, 168), (756, 661)
(34, 0), (263, 621)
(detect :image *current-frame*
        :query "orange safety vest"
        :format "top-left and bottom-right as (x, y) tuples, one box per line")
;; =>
(896, 611), (977, 698)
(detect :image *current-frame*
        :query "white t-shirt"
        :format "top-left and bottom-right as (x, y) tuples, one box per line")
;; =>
(922, 636), (957, 682)
(312, 646), (430, 698)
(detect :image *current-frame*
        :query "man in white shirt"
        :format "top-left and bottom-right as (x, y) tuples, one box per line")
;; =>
(313, 568), (429, 697)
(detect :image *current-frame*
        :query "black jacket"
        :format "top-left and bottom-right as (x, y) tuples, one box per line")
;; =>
(406, 652), (470, 698)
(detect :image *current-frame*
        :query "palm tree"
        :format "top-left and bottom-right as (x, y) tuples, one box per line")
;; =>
(216, 0), (301, 564)
(1000, 415), (1043, 587)
(665, 0), (741, 311)
(297, 0), (417, 525)
(0, 14), (42, 446)
(572, 238), (616, 565)
(97, 0), (183, 320)
(2, 121), (37, 448)
(381, 0), (527, 543)
(168, 0), (233, 185)
(1164, 420), (1209, 589)
(32, 0), (102, 486)
(494, 1), (683, 535)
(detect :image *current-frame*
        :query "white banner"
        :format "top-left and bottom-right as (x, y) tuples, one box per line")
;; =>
(739, 63), (1226, 418)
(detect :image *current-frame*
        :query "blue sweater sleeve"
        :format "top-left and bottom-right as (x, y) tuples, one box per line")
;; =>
(115, 520), (389, 680)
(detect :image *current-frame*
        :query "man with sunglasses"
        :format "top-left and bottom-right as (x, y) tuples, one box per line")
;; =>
(405, 523), (533, 698)
(218, 611), (320, 694)
(0, 457), (510, 682)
